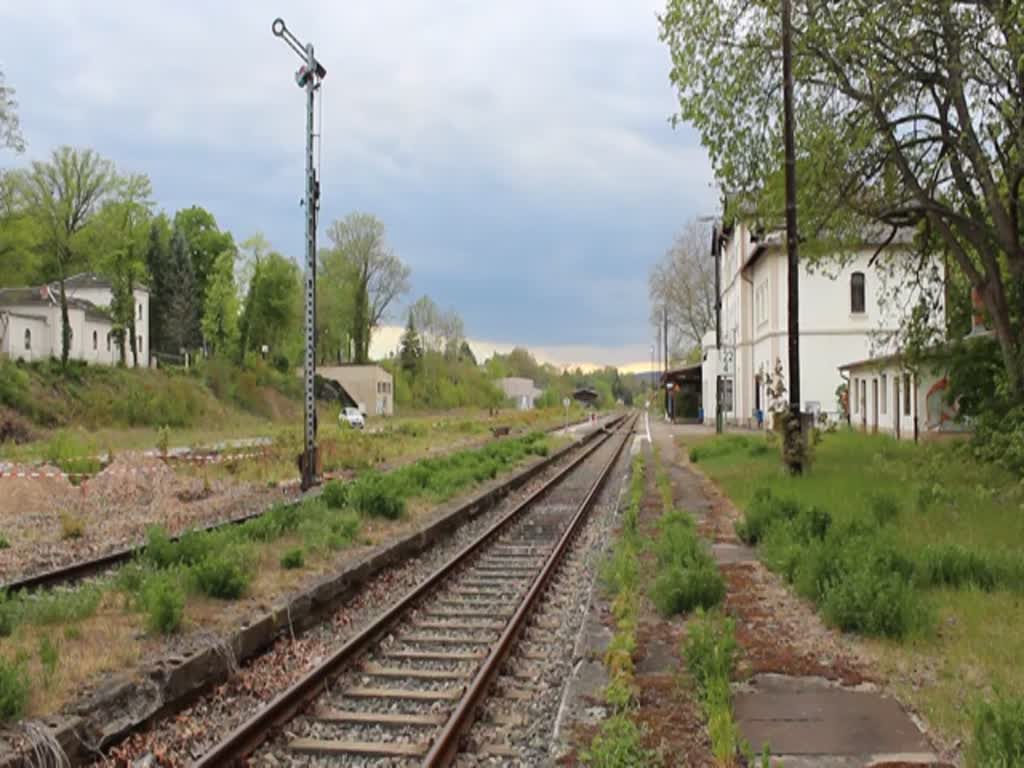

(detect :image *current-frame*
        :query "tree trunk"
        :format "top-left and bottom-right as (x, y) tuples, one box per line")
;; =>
(984, 280), (1024, 397)
(58, 274), (70, 368)
(128, 278), (138, 368)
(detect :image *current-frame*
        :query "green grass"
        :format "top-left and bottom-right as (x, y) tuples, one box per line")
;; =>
(687, 428), (1024, 751)
(0, 657), (28, 721)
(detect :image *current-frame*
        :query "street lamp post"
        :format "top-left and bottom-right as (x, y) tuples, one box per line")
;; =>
(272, 17), (327, 491)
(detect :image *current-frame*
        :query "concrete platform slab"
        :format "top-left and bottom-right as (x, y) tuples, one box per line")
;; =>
(736, 675), (933, 757)
(712, 542), (757, 564)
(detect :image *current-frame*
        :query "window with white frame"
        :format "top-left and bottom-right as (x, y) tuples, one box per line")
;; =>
(24, 328), (31, 351)
(880, 373), (888, 414)
(852, 378), (858, 413)
(92, 330), (98, 350)
(755, 281), (769, 326)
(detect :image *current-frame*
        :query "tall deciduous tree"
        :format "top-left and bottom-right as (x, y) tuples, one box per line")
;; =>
(649, 219), (716, 357)
(173, 205), (235, 342)
(87, 172), (154, 365)
(0, 69), (25, 154)
(202, 248), (240, 357)
(145, 214), (173, 354)
(660, 0), (1024, 396)
(239, 251), (301, 362)
(21, 146), (115, 366)
(316, 238), (356, 364)
(323, 213), (410, 363)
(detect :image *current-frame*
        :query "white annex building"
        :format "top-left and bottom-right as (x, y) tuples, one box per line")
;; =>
(701, 222), (943, 428)
(0, 273), (150, 367)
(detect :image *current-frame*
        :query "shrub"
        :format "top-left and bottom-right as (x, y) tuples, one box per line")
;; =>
(650, 560), (725, 616)
(970, 693), (1024, 767)
(191, 553), (250, 599)
(329, 511), (361, 545)
(735, 488), (800, 545)
(59, 513), (85, 540)
(581, 714), (654, 768)
(0, 533), (8, 549)
(38, 634), (59, 687)
(915, 544), (1006, 591)
(349, 475), (405, 520)
(156, 425), (171, 457)
(321, 480), (348, 509)
(280, 548), (305, 569)
(143, 576), (185, 634)
(0, 594), (15, 638)
(600, 541), (639, 595)
(0, 657), (29, 722)
(821, 555), (927, 639)
(868, 492), (900, 526)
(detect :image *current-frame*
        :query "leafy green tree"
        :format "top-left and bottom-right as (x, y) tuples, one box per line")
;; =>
(86, 172), (154, 365)
(239, 251), (301, 362)
(202, 248), (240, 357)
(164, 226), (200, 354)
(399, 312), (423, 374)
(323, 213), (410, 363)
(173, 206), (235, 334)
(0, 69), (25, 154)
(316, 237), (356, 363)
(20, 146), (115, 366)
(144, 214), (173, 354)
(458, 340), (477, 366)
(659, 0), (1024, 396)
(0, 171), (41, 287)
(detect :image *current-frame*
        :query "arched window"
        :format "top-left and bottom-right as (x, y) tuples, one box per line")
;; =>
(92, 330), (98, 350)
(138, 303), (143, 320)
(24, 328), (31, 351)
(850, 272), (866, 314)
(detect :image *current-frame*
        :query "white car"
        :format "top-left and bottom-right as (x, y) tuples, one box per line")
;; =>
(340, 406), (365, 429)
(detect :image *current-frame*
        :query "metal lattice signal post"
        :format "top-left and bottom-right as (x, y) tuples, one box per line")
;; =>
(272, 17), (327, 491)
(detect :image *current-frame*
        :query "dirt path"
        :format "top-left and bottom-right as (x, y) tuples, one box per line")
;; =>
(653, 422), (948, 768)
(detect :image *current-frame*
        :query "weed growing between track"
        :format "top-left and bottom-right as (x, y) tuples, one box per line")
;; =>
(585, 451), (658, 767)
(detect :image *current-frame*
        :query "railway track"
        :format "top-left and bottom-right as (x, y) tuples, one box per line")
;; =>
(1, 418), (601, 596)
(194, 412), (636, 767)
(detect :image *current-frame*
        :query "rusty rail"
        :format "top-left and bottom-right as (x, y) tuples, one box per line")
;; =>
(193, 413), (632, 767)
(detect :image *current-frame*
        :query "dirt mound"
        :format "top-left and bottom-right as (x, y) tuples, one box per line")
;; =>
(0, 462), (74, 520)
(85, 452), (179, 507)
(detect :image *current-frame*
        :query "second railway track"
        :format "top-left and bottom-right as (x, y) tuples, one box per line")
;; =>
(195, 413), (637, 767)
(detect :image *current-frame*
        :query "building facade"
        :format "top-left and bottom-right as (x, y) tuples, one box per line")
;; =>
(318, 364), (394, 417)
(701, 223), (942, 428)
(496, 377), (542, 410)
(0, 273), (150, 367)
(839, 354), (963, 440)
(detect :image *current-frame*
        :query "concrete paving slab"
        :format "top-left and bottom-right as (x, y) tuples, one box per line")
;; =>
(712, 542), (757, 564)
(736, 675), (933, 757)
(634, 636), (676, 676)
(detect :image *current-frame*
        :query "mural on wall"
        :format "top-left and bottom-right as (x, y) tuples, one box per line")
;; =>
(925, 377), (970, 432)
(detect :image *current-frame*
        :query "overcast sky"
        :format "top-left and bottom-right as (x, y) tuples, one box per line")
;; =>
(0, 1), (715, 370)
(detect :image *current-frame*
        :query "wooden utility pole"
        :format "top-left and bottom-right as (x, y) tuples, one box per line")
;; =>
(782, 0), (803, 474)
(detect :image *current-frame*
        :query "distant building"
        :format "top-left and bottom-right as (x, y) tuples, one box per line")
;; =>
(0, 273), (150, 367)
(702, 223), (943, 428)
(497, 377), (542, 410)
(318, 364), (394, 416)
(572, 387), (600, 407)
